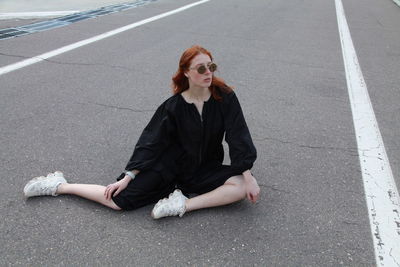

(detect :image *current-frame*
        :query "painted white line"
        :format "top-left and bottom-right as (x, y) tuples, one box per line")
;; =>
(335, 0), (400, 266)
(0, 11), (80, 19)
(0, 0), (209, 76)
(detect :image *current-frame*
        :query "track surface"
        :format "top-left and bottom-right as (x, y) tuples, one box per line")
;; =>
(1, 0), (399, 265)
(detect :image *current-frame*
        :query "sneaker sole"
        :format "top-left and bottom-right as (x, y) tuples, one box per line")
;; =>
(23, 176), (45, 195)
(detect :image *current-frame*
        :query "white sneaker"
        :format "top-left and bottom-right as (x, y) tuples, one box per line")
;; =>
(23, 171), (67, 198)
(151, 189), (188, 219)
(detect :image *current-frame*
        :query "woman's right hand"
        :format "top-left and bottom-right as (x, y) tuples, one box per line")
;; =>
(104, 176), (131, 200)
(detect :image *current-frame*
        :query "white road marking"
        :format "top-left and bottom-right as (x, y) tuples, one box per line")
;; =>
(0, 0), (209, 76)
(0, 11), (80, 19)
(335, 0), (400, 266)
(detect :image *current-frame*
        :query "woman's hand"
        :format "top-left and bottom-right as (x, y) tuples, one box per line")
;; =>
(104, 176), (131, 200)
(243, 171), (260, 203)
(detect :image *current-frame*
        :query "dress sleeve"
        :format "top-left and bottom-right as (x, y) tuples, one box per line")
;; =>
(223, 92), (257, 173)
(124, 100), (176, 172)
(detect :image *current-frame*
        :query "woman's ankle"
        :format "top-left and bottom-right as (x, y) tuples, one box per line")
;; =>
(55, 183), (68, 195)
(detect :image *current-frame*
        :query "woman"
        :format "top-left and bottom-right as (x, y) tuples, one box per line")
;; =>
(23, 45), (260, 219)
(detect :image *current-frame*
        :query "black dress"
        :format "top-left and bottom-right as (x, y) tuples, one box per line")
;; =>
(112, 90), (257, 210)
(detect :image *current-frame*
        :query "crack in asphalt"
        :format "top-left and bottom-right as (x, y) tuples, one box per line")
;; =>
(0, 52), (148, 73)
(254, 136), (358, 154)
(0, 52), (31, 60)
(78, 101), (155, 113)
(42, 58), (141, 73)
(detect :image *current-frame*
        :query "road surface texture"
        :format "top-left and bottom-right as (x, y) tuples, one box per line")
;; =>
(1, 0), (399, 265)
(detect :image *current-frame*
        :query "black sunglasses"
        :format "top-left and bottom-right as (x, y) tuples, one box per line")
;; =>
(189, 63), (217, 74)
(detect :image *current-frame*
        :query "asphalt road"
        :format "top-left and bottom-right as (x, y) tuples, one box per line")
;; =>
(1, 0), (399, 265)
(0, 0), (131, 13)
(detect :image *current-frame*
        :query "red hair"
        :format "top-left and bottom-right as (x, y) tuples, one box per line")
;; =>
(172, 45), (233, 101)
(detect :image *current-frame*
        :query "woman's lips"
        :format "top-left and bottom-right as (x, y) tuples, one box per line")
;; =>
(204, 78), (211, 82)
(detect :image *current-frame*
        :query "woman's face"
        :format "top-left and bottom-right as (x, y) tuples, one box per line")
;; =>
(185, 53), (213, 89)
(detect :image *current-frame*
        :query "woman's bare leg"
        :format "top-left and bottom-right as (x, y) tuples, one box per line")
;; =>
(185, 175), (246, 212)
(56, 184), (121, 210)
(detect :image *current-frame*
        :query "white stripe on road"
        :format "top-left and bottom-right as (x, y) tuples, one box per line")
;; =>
(0, 11), (80, 19)
(335, 0), (400, 266)
(0, 0), (209, 76)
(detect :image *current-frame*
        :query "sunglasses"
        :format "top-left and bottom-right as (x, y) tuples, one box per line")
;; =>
(189, 63), (217, 74)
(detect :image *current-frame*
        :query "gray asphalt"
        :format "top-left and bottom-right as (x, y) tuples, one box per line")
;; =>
(1, 0), (399, 265)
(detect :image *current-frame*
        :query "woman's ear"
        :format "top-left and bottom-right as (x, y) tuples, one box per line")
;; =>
(184, 72), (189, 78)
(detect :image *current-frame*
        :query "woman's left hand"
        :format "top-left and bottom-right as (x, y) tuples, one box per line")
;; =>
(104, 176), (130, 200)
(244, 173), (260, 203)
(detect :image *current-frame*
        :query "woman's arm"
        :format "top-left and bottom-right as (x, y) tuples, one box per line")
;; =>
(223, 92), (257, 174)
(105, 169), (140, 200)
(242, 170), (260, 203)
(124, 100), (176, 172)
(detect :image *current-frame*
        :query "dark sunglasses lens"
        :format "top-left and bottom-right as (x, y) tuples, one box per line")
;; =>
(209, 63), (217, 72)
(197, 65), (206, 74)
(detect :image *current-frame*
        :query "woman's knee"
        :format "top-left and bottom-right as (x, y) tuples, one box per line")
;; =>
(104, 199), (122, 211)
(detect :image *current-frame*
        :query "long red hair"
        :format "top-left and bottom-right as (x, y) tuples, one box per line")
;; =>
(172, 45), (233, 101)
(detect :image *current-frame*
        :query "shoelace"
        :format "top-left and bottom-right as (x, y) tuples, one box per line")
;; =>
(32, 178), (58, 195)
(32, 183), (53, 195)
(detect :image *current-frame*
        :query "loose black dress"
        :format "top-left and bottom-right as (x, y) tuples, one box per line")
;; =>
(112, 89), (257, 210)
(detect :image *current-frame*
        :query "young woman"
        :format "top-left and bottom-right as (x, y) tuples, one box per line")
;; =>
(23, 45), (260, 219)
